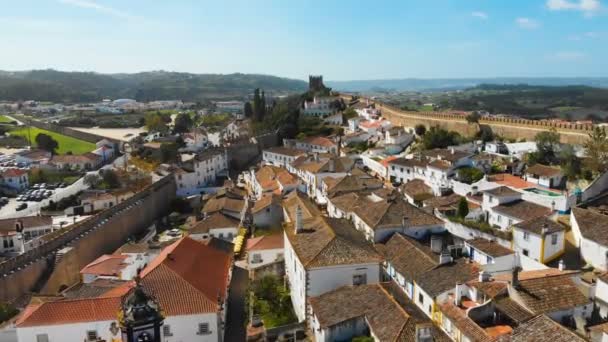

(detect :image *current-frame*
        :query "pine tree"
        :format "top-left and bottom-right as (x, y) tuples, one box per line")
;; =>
(244, 102), (253, 118)
(253, 88), (262, 121)
(260, 90), (267, 121)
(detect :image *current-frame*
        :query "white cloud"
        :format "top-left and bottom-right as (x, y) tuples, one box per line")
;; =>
(568, 31), (601, 40)
(546, 0), (601, 15)
(553, 51), (587, 60)
(516, 17), (540, 29)
(58, 0), (135, 19)
(471, 11), (488, 20)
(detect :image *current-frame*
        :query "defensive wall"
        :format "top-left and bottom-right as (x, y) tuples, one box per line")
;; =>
(0, 175), (176, 302)
(344, 95), (593, 145)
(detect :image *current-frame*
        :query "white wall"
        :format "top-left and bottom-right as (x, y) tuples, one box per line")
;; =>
(596, 278), (608, 318)
(248, 248), (283, 269)
(17, 320), (119, 342)
(312, 315), (368, 342)
(443, 220), (511, 248)
(191, 227), (238, 242)
(581, 237), (608, 272)
(284, 234), (308, 322)
(162, 313), (220, 342)
(512, 229), (543, 263)
(308, 263), (380, 298)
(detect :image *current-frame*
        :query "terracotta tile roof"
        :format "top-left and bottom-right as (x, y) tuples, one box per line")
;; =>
(246, 233), (283, 251)
(465, 238), (514, 258)
(377, 234), (438, 282)
(284, 217), (382, 268)
(324, 174), (383, 198)
(417, 259), (480, 297)
(494, 296), (535, 324)
(351, 193), (443, 230)
(400, 179), (432, 198)
(389, 158), (428, 168)
(80, 255), (128, 276)
(51, 153), (100, 164)
(0, 215), (53, 234)
(423, 193), (464, 211)
(571, 207), (608, 247)
(264, 146), (306, 157)
(439, 301), (494, 342)
(16, 296), (122, 327)
(508, 273), (589, 315)
(251, 193), (280, 214)
(513, 216), (565, 236)
(423, 148), (472, 163)
(309, 284), (411, 341)
(0, 168), (27, 177)
(62, 279), (130, 299)
(301, 136), (336, 147)
(483, 186), (521, 197)
(512, 314), (587, 342)
(255, 165), (296, 192)
(428, 159), (452, 171)
(282, 191), (320, 222)
(202, 196), (245, 214)
(16, 149), (51, 160)
(139, 237), (233, 315)
(526, 164), (562, 177)
(189, 212), (239, 234)
(492, 200), (551, 221)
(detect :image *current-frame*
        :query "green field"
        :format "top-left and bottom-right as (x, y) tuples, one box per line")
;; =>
(9, 127), (96, 154)
(0, 115), (15, 123)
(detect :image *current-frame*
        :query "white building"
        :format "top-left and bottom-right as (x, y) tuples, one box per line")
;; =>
(571, 207), (608, 271)
(302, 96), (338, 118)
(80, 253), (148, 284)
(464, 237), (515, 266)
(262, 147), (306, 168)
(283, 206), (382, 321)
(189, 212), (240, 241)
(284, 136), (338, 155)
(246, 233), (284, 269)
(512, 216), (565, 264)
(16, 236), (233, 342)
(524, 164), (565, 189)
(482, 186), (551, 230)
(171, 149), (229, 197)
(0, 216), (53, 254)
(0, 168), (28, 191)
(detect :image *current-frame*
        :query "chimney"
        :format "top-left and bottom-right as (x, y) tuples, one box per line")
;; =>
(314, 152), (319, 162)
(511, 266), (522, 288)
(295, 205), (303, 234)
(430, 235), (443, 254)
(450, 148), (455, 155)
(439, 251), (453, 265)
(558, 259), (565, 271)
(328, 158), (336, 172)
(414, 324), (433, 342)
(541, 223), (549, 236)
(15, 220), (24, 233)
(401, 216), (408, 228)
(454, 283), (464, 306)
(478, 270), (491, 282)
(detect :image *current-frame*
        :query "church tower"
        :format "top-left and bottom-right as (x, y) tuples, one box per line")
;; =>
(119, 279), (165, 342)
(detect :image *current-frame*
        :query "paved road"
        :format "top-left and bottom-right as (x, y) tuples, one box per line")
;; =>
(225, 265), (249, 342)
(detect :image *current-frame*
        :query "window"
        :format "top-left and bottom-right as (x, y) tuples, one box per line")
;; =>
(522, 249), (529, 257)
(252, 253), (262, 263)
(352, 274), (367, 286)
(523, 232), (530, 241)
(163, 325), (173, 336)
(198, 323), (210, 335)
(497, 215), (501, 223)
(418, 293), (424, 304)
(86, 331), (98, 341)
(36, 335), (49, 342)
(508, 219), (513, 226)
(487, 255), (492, 264)
(551, 233), (558, 245)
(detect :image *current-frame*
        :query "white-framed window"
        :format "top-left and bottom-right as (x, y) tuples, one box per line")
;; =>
(198, 323), (211, 335)
(252, 253), (262, 263)
(353, 274), (367, 286)
(36, 334), (49, 342)
(551, 233), (558, 245)
(523, 232), (530, 241)
(86, 331), (98, 341)
(163, 325), (173, 336)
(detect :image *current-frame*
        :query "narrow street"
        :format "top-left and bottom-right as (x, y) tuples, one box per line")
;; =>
(225, 265), (249, 342)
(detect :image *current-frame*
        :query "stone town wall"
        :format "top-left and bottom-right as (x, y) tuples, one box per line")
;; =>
(0, 176), (176, 302)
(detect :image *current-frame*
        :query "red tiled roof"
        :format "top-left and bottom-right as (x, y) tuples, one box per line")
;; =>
(0, 168), (27, 177)
(247, 234), (283, 251)
(80, 255), (128, 276)
(139, 237), (233, 315)
(302, 136), (336, 147)
(16, 296), (122, 327)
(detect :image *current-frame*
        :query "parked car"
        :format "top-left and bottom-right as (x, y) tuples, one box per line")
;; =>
(16, 203), (27, 211)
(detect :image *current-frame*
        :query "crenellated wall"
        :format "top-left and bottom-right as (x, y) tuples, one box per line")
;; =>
(0, 176), (176, 302)
(346, 96), (593, 145)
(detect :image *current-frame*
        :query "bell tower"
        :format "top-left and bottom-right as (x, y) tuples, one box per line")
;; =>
(119, 278), (165, 342)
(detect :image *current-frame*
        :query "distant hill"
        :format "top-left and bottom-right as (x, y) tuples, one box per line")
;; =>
(327, 77), (608, 92)
(0, 70), (308, 103)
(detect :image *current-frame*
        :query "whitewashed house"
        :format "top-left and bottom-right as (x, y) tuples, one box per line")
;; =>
(170, 148), (228, 197)
(512, 216), (565, 264)
(284, 136), (338, 155)
(571, 207), (608, 271)
(80, 253), (148, 284)
(0, 168), (28, 191)
(302, 96), (338, 118)
(246, 233), (284, 269)
(525, 164), (565, 189)
(283, 207), (382, 322)
(262, 147), (306, 168)
(482, 186), (551, 230)
(464, 237), (515, 266)
(189, 212), (240, 241)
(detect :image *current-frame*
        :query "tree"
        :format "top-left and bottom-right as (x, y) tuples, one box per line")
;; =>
(584, 126), (608, 175)
(0, 302), (18, 323)
(414, 124), (426, 136)
(35, 133), (59, 154)
(530, 128), (560, 165)
(160, 143), (178, 163)
(253, 88), (263, 122)
(244, 102), (253, 118)
(84, 174), (101, 188)
(343, 107), (357, 120)
(421, 126), (460, 150)
(144, 112), (168, 133)
(100, 169), (121, 189)
(559, 145), (581, 180)
(466, 112), (481, 124)
(173, 113), (193, 133)
(458, 167), (484, 184)
(457, 197), (469, 218)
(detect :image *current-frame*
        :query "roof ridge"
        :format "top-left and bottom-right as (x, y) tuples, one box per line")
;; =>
(148, 262), (218, 310)
(395, 234), (438, 266)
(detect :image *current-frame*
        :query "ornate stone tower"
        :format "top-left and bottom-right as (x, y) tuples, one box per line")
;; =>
(309, 75), (324, 92)
(119, 279), (165, 342)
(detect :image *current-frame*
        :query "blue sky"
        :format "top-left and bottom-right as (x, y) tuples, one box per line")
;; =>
(1, 0), (607, 80)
